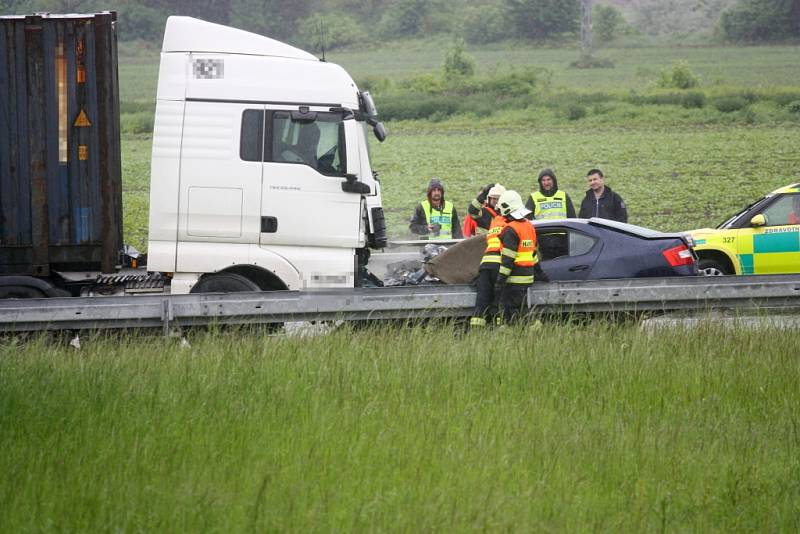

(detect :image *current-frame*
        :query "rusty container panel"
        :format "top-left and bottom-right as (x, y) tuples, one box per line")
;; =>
(0, 12), (122, 276)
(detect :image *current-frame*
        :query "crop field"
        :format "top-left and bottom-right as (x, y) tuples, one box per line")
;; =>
(121, 121), (800, 248)
(2, 324), (799, 531)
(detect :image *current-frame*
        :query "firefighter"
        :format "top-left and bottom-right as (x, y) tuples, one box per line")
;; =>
(409, 178), (463, 239)
(469, 194), (509, 328)
(494, 190), (549, 324)
(464, 183), (506, 237)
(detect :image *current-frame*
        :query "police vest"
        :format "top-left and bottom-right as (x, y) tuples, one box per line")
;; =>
(531, 191), (568, 220)
(422, 200), (454, 238)
(500, 220), (539, 285)
(480, 215), (508, 265)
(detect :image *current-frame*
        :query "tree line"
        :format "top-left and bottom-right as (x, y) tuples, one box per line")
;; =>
(1, 0), (798, 48)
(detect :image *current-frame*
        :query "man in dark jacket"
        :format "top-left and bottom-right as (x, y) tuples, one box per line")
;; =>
(578, 168), (628, 223)
(525, 168), (576, 219)
(409, 177), (463, 239)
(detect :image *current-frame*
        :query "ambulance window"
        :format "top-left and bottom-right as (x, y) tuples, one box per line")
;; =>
(761, 195), (800, 226)
(271, 112), (344, 176)
(240, 110), (265, 162)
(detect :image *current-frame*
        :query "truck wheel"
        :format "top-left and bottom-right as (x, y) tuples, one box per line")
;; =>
(190, 272), (280, 333)
(0, 286), (47, 299)
(698, 259), (729, 276)
(190, 272), (261, 293)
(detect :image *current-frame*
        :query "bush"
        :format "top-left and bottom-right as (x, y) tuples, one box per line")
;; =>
(297, 13), (368, 50)
(379, 0), (429, 38)
(443, 41), (476, 79)
(719, 0), (800, 43)
(681, 91), (706, 109)
(378, 93), (460, 121)
(713, 96), (748, 113)
(479, 67), (547, 97)
(462, 4), (509, 44)
(593, 4), (628, 44)
(774, 92), (800, 107)
(565, 103), (587, 121)
(657, 61), (700, 90)
(356, 76), (392, 95)
(787, 101), (800, 114)
(570, 54), (615, 69)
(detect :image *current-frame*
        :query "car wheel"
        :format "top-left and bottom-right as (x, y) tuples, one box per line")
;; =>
(698, 259), (729, 276)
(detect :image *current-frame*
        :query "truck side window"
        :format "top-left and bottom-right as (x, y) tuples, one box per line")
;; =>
(271, 112), (344, 176)
(240, 109), (265, 162)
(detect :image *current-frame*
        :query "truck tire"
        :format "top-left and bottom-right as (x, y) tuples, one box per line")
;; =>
(0, 276), (70, 298)
(190, 272), (261, 293)
(698, 259), (729, 276)
(0, 285), (47, 299)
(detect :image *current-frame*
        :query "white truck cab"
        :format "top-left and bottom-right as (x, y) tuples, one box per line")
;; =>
(147, 16), (387, 294)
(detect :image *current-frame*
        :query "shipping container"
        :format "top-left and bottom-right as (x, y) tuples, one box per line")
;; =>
(0, 12), (122, 276)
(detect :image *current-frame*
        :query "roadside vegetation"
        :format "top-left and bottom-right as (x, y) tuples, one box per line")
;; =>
(2, 323), (799, 531)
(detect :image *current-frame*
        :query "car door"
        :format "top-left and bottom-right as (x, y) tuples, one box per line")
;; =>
(258, 108), (361, 249)
(537, 226), (601, 281)
(737, 193), (800, 274)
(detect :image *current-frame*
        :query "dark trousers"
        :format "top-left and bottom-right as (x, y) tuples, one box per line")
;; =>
(501, 283), (529, 323)
(473, 266), (499, 321)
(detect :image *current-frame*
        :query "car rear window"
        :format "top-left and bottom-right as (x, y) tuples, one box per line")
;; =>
(588, 218), (665, 238)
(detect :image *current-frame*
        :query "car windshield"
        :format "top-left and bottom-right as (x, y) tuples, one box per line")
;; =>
(716, 196), (768, 229)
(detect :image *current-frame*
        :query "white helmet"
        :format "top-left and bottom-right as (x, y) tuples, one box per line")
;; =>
(487, 184), (506, 199)
(497, 190), (524, 216)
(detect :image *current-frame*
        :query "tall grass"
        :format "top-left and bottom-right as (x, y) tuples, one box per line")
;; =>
(2, 323), (798, 531)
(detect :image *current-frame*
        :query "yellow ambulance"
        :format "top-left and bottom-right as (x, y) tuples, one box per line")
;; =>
(688, 184), (800, 275)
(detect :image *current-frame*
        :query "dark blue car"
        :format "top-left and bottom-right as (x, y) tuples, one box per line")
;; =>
(534, 218), (699, 280)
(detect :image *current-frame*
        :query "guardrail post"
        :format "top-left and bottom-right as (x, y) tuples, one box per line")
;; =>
(161, 298), (173, 337)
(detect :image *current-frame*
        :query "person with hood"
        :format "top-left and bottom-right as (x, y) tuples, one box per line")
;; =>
(464, 183), (506, 237)
(494, 190), (549, 324)
(578, 168), (628, 223)
(525, 168), (576, 219)
(409, 178), (463, 239)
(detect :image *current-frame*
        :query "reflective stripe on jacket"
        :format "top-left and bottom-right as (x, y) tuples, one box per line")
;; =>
(498, 220), (539, 284)
(481, 215), (508, 265)
(531, 191), (568, 219)
(422, 200), (454, 238)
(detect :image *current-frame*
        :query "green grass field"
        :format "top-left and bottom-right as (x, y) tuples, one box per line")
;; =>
(4, 41), (799, 531)
(2, 324), (799, 531)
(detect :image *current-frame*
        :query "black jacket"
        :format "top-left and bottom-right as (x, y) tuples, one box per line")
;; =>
(578, 186), (628, 223)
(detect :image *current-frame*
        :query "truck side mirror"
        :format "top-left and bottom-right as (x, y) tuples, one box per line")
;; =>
(750, 214), (766, 227)
(373, 122), (387, 143)
(343, 119), (360, 177)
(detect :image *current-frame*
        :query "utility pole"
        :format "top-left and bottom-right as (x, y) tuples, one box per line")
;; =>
(581, 0), (593, 59)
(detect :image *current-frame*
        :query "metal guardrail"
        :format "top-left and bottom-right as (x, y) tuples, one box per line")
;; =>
(0, 285), (477, 334)
(528, 274), (800, 313)
(1, 275), (799, 334)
